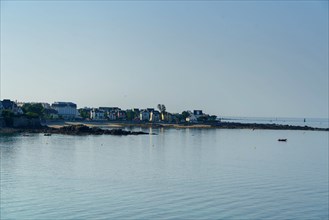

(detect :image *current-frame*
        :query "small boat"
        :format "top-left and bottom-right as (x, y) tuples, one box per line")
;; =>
(44, 133), (52, 136)
(22, 134), (30, 137)
(278, 139), (287, 142)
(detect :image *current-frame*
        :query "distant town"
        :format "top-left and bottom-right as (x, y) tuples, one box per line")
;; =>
(0, 99), (219, 128)
(1, 99), (328, 133)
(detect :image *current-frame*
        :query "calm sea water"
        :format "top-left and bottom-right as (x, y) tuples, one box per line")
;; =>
(221, 117), (329, 129)
(1, 128), (328, 219)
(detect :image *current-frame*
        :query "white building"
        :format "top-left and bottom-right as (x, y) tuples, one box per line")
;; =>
(185, 110), (198, 122)
(51, 102), (77, 119)
(108, 111), (117, 120)
(186, 114), (198, 122)
(117, 110), (127, 120)
(90, 108), (105, 120)
(150, 110), (160, 122)
(140, 110), (150, 121)
(1, 99), (23, 115)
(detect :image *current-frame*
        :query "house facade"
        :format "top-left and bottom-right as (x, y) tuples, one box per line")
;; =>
(150, 110), (160, 122)
(183, 110), (201, 122)
(140, 110), (150, 121)
(98, 107), (122, 120)
(51, 102), (77, 119)
(193, 110), (203, 117)
(1, 99), (23, 115)
(90, 108), (105, 120)
(117, 110), (127, 120)
(107, 111), (117, 120)
(186, 114), (198, 122)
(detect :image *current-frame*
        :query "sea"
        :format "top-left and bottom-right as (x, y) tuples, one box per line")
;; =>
(0, 126), (328, 219)
(220, 117), (329, 129)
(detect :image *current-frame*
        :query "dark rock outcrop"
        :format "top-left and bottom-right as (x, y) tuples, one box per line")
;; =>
(46, 124), (149, 135)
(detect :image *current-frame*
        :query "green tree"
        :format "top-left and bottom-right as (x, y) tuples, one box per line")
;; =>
(22, 103), (44, 118)
(197, 115), (209, 122)
(25, 112), (39, 118)
(78, 109), (90, 119)
(2, 110), (14, 127)
(126, 110), (136, 121)
(209, 115), (217, 122)
(157, 104), (166, 121)
(181, 111), (190, 121)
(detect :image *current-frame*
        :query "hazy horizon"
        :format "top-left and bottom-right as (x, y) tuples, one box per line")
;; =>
(1, 1), (328, 118)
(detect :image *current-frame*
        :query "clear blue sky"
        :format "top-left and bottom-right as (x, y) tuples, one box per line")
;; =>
(1, 1), (328, 118)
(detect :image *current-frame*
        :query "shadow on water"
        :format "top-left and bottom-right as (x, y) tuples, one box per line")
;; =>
(0, 133), (21, 144)
(0, 134), (24, 157)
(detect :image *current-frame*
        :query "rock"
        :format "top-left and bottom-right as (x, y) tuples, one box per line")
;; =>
(45, 125), (150, 136)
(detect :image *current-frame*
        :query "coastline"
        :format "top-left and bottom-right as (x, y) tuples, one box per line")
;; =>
(1, 120), (328, 135)
(46, 121), (214, 129)
(46, 120), (329, 131)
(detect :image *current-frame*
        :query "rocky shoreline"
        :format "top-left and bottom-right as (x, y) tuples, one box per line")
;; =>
(0, 124), (150, 135)
(217, 122), (329, 131)
(48, 124), (151, 135)
(46, 120), (329, 131)
(0, 122), (328, 135)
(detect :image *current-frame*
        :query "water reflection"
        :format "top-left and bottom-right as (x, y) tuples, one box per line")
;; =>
(1, 130), (328, 219)
(0, 133), (21, 145)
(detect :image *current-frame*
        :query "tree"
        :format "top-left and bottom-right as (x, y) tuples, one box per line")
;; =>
(209, 115), (217, 122)
(104, 111), (108, 119)
(25, 112), (39, 118)
(126, 110), (136, 121)
(78, 109), (90, 119)
(181, 111), (190, 121)
(22, 103), (44, 118)
(197, 115), (209, 122)
(157, 104), (166, 121)
(2, 110), (14, 127)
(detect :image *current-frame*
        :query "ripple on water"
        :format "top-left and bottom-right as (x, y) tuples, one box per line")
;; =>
(1, 130), (328, 219)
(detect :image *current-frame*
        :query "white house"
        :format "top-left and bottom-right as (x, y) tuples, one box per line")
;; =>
(150, 110), (160, 122)
(140, 110), (150, 121)
(108, 111), (117, 120)
(51, 102), (77, 119)
(90, 108), (105, 120)
(186, 114), (198, 122)
(117, 110), (127, 120)
(1, 99), (23, 115)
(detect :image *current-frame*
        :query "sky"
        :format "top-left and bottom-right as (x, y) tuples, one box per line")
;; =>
(0, 1), (328, 118)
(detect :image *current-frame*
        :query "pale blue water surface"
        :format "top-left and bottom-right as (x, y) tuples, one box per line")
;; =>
(1, 128), (328, 219)
(221, 117), (329, 129)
